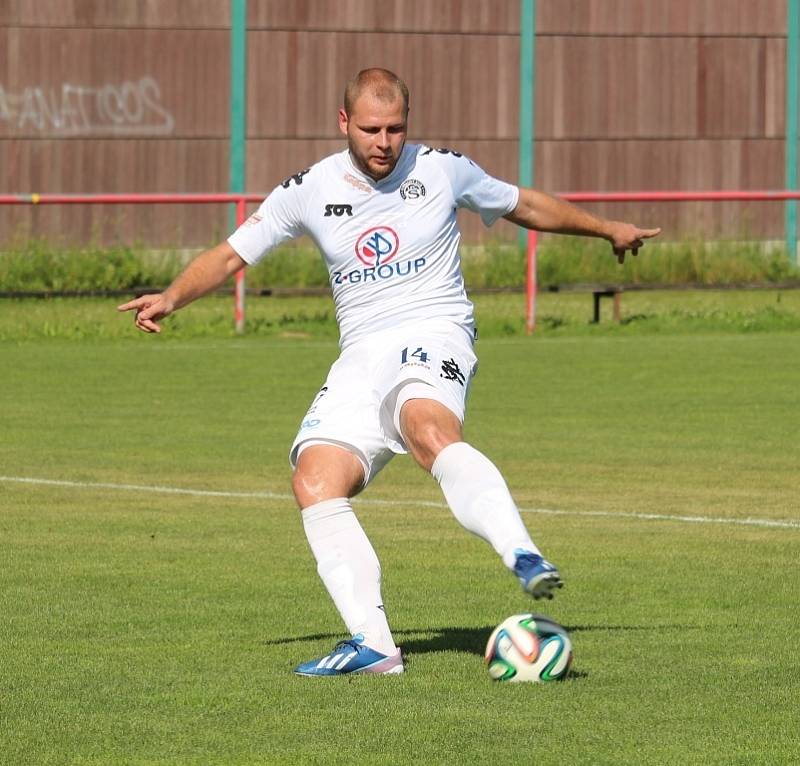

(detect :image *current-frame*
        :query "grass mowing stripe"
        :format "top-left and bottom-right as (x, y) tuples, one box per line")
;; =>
(4, 474), (799, 530)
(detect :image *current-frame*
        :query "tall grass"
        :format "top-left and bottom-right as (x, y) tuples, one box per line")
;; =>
(1, 237), (797, 293)
(534, 236), (798, 286)
(0, 239), (188, 292)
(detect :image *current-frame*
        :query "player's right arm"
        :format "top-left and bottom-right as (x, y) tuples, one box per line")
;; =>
(119, 164), (312, 334)
(117, 241), (246, 333)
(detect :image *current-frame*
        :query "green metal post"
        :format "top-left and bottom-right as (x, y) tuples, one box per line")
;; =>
(518, 0), (535, 248)
(786, 0), (798, 264)
(229, 0), (247, 226)
(230, 0), (247, 332)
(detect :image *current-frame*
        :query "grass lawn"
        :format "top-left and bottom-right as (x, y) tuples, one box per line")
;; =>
(0, 288), (799, 340)
(0, 297), (799, 764)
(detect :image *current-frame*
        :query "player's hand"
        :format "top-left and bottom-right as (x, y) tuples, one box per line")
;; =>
(117, 293), (175, 333)
(608, 223), (661, 264)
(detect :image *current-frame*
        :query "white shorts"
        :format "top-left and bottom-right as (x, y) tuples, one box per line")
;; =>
(289, 319), (478, 486)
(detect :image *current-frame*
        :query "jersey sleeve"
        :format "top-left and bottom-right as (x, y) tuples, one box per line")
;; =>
(435, 150), (519, 227)
(227, 174), (309, 265)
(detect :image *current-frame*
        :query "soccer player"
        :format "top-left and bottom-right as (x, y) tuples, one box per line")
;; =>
(119, 68), (660, 677)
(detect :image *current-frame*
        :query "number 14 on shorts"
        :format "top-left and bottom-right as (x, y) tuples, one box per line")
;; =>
(401, 346), (429, 364)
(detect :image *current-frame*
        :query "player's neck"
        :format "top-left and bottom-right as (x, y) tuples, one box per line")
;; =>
(347, 144), (407, 184)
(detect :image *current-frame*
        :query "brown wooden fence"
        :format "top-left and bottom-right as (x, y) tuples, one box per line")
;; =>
(0, 0), (789, 246)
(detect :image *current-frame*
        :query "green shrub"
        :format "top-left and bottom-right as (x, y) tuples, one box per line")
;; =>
(532, 237), (799, 286)
(1, 237), (797, 293)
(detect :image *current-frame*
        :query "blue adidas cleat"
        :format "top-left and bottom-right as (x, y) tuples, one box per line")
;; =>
(513, 549), (564, 600)
(294, 634), (404, 677)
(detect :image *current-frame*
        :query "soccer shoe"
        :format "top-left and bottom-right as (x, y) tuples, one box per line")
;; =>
(513, 549), (564, 600)
(293, 634), (404, 677)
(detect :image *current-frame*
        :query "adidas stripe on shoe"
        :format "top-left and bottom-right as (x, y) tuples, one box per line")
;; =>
(293, 634), (404, 677)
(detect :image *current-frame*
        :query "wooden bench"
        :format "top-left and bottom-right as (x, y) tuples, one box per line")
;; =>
(544, 284), (624, 323)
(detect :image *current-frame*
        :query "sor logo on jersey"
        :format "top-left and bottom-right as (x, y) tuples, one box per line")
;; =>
(280, 168), (310, 188)
(355, 226), (400, 266)
(400, 178), (426, 204)
(324, 204), (353, 217)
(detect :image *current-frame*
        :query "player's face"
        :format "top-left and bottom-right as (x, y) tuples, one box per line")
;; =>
(338, 94), (407, 181)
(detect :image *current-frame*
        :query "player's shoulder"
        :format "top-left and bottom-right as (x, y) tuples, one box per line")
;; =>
(414, 144), (479, 179)
(274, 150), (347, 194)
(416, 144), (475, 165)
(413, 144), (482, 191)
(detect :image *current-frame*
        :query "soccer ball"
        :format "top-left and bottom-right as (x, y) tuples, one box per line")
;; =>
(484, 613), (573, 682)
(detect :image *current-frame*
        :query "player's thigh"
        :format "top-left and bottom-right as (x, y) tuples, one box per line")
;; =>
(376, 321), (478, 452)
(289, 348), (394, 489)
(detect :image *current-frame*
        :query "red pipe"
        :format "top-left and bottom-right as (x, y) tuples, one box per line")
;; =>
(2, 189), (794, 335)
(561, 190), (800, 202)
(234, 198), (248, 334)
(525, 230), (538, 335)
(0, 193), (264, 205)
(4, 190), (800, 206)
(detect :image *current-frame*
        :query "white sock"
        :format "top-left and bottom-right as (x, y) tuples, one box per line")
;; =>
(431, 442), (541, 569)
(301, 497), (397, 656)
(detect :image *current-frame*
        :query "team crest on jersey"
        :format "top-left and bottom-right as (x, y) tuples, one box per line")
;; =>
(400, 178), (426, 204)
(355, 226), (400, 266)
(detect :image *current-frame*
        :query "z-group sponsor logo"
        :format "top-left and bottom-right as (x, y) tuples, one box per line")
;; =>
(332, 257), (427, 286)
(355, 226), (400, 265)
(333, 225), (426, 286)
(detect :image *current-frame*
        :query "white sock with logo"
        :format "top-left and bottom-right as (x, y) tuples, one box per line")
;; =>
(301, 497), (397, 656)
(431, 441), (541, 568)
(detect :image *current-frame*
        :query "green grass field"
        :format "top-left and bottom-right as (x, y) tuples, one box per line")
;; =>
(1, 297), (799, 764)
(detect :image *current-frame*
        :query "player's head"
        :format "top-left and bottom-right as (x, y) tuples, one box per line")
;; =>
(339, 68), (409, 181)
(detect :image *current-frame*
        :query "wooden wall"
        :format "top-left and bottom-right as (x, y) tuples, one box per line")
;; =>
(0, 0), (789, 246)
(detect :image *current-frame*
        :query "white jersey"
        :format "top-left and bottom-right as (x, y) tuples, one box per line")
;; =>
(228, 143), (519, 349)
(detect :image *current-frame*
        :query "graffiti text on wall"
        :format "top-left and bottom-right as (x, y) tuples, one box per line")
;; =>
(0, 77), (175, 136)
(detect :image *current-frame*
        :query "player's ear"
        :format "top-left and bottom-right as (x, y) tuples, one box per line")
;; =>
(337, 108), (349, 136)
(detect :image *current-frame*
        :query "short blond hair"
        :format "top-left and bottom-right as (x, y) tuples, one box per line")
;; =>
(343, 68), (409, 117)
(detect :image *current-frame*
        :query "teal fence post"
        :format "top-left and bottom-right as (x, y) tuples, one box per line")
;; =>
(518, 0), (535, 249)
(230, 0), (247, 332)
(229, 0), (247, 230)
(786, 0), (798, 264)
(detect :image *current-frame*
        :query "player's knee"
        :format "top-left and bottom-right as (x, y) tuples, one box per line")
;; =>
(292, 445), (364, 507)
(293, 462), (338, 508)
(291, 467), (313, 508)
(403, 420), (460, 472)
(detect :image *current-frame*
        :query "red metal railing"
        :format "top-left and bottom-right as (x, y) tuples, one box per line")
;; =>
(2, 190), (798, 334)
(525, 190), (800, 334)
(0, 192), (263, 333)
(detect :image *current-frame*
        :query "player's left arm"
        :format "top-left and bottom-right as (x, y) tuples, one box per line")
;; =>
(504, 187), (661, 263)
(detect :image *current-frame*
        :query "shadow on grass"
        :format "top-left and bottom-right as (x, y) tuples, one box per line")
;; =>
(395, 623), (663, 659)
(264, 622), (662, 658)
(263, 623), (687, 682)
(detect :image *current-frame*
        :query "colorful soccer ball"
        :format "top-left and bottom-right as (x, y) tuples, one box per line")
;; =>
(485, 613), (573, 683)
